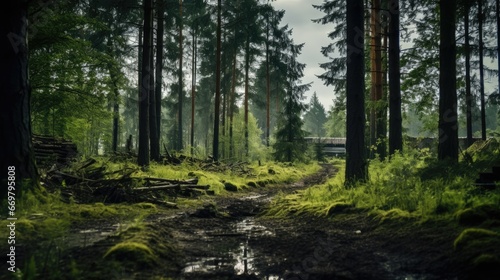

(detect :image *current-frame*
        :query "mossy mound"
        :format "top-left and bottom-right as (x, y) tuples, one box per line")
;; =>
(454, 228), (500, 251)
(456, 205), (500, 226)
(457, 208), (489, 226)
(375, 208), (414, 222)
(464, 254), (500, 280)
(104, 241), (157, 266)
(326, 202), (352, 215)
(191, 203), (221, 218)
(224, 182), (238, 192)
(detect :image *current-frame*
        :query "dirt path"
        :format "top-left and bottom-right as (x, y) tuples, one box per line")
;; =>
(54, 164), (466, 280)
(156, 164), (463, 280)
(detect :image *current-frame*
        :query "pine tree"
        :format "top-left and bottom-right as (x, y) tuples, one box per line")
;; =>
(1, 0), (39, 200)
(303, 92), (327, 138)
(438, 0), (458, 162)
(273, 39), (311, 162)
(345, 0), (367, 185)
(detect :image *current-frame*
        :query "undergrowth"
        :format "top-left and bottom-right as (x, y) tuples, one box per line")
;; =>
(268, 142), (500, 222)
(0, 157), (319, 279)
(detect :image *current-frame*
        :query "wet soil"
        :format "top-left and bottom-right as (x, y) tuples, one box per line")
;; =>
(157, 164), (464, 280)
(24, 164), (471, 280)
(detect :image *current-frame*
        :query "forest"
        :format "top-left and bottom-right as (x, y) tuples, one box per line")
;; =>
(1, 0), (500, 279)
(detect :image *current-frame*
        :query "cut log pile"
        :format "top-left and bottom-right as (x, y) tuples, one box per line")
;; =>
(33, 134), (78, 167)
(42, 158), (212, 208)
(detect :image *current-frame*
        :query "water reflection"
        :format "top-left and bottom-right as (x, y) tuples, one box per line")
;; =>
(181, 217), (278, 279)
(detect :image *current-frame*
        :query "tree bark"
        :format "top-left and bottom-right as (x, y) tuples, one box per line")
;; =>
(229, 47), (237, 159)
(378, 20), (388, 160)
(244, 33), (250, 157)
(138, 0), (153, 167)
(479, 0), (486, 141)
(213, 0), (222, 162)
(497, 0), (500, 102)
(149, 11), (159, 162)
(106, 37), (120, 153)
(438, 0), (458, 162)
(190, 32), (197, 155)
(369, 0), (382, 158)
(178, 0), (184, 151)
(388, 0), (402, 155)
(345, 0), (367, 185)
(266, 17), (271, 147)
(155, 0), (164, 152)
(1, 0), (39, 200)
(465, 0), (473, 147)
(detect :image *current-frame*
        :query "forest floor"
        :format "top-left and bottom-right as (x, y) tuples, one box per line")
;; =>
(11, 164), (493, 279)
(50, 163), (480, 280)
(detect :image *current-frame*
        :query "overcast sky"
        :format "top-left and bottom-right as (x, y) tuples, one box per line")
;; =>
(272, 0), (336, 110)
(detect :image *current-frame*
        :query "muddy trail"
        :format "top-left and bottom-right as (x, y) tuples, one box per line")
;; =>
(155, 164), (463, 280)
(47, 164), (469, 280)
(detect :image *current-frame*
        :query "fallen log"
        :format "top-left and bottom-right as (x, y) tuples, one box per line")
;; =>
(134, 184), (209, 192)
(144, 177), (198, 185)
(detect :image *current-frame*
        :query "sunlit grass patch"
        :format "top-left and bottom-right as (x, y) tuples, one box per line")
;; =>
(268, 149), (500, 222)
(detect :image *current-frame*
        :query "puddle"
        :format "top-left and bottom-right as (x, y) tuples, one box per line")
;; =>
(60, 223), (125, 248)
(181, 217), (278, 279)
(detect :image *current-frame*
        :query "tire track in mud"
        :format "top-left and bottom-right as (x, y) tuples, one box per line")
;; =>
(160, 164), (339, 280)
(160, 163), (461, 280)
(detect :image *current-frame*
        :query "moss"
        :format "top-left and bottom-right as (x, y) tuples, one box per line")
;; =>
(376, 208), (414, 222)
(457, 208), (489, 226)
(473, 254), (500, 267)
(256, 181), (267, 187)
(134, 202), (158, 210)
(326, 202), (352, 216)
(476, 205), (500, 220)
(454, 228), (500, 250)
(247, 181), (258, 188)
(15, 218), (36, 236)
(469, 254), (500, 279)
(224, 182), (238, 192)
(103, 241), (157, 266)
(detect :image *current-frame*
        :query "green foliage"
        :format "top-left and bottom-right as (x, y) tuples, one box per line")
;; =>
(221, 112), (267, 161)
(324, 105), (346, 138)
(268, 147), (500, 222)
(454, 228), (500, 250)
(303, 92), (327, 137)
(104, 242), (157, 265)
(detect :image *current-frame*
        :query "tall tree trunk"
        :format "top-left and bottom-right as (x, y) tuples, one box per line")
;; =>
(112, 89), (120, 152)
(155, 0), (164, 152)
(388, 0), (402, 155)
(369, 0), (382, 158)
(378, 20), (388, 160)
(346, 0), (367, 185)
(190, 32), (196, 155)
(213, 0), (222, 161)
(229, 48), (237, 159)
(479, 0), (486, 140)
(266, 19), (271, 147)
(497, 0), (500, 101)
(1, 0), (39, 200)
(149, 13), (159, 162)
(137, 22), (143, 152)
(178, 0), (184, 151)
(465, 0), (473, 147)
(107, 38), (120, 153)
(438, 0), (458, 162)
(244, 33), (250, 157)
(138, 0), (153, 167)
(221, 32), (227, 159)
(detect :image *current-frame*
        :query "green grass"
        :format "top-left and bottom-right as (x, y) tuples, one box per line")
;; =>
(0, 157), (321, 279)
(268, 147), (500, 222)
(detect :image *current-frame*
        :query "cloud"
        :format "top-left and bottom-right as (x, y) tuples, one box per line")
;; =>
(272, 0), (337, 108)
